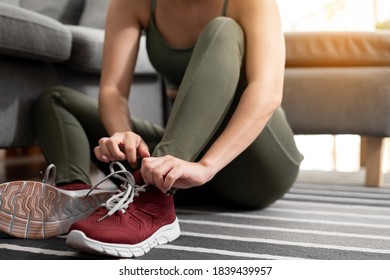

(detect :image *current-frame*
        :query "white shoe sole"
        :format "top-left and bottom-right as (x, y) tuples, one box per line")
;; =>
(66, 218), (181, 258)
(0, 181), (113, 239)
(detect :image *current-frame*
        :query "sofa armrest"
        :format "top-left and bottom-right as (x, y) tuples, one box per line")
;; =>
(0, 3), (72, 62)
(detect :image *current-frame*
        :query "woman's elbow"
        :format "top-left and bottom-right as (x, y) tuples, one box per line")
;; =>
(265, 80), (284, 114)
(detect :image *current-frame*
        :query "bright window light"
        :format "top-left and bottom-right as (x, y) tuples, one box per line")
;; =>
(277, 0), (390, 31)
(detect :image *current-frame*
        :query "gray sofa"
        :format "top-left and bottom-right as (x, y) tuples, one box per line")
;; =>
(0, 0), (164, 148)
(1, 0), (390, 187)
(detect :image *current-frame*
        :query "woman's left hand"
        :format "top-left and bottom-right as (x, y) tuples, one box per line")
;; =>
(140, 156), (213, 193)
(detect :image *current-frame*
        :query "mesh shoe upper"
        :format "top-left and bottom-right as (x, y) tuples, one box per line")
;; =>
(69, 185), (176, 244)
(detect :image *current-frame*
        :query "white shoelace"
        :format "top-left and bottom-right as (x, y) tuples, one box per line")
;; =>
(85, 161), (146, 221)
(41, 164), (56, 185)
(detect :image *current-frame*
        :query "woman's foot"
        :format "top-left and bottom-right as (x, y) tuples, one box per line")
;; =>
(66, 162), (180, 258)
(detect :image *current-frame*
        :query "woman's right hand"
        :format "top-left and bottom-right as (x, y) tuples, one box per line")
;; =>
(94, 131), (150, 168)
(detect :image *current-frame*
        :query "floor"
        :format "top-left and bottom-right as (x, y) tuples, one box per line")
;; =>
(2, 142), (390, 262)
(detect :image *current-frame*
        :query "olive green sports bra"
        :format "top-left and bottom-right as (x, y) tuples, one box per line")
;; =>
(146, 0), (229, 90)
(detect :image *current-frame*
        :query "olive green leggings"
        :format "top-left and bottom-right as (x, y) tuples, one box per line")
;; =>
(34, 18), (303, 208)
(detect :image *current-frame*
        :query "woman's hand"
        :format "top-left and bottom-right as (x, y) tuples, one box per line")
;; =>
(94, 131), (150, 168)
(140, 156), (213, 193)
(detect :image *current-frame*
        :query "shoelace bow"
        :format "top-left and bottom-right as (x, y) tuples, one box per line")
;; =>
(85, 161), (146, 221)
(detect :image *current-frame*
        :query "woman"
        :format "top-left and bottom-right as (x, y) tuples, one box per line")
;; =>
(32, 0), (303, 257)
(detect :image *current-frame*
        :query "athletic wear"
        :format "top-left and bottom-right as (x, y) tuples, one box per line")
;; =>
(34, 18), (302, 210)
(147, 0), (229, 90)
(32, 0), (303, 256)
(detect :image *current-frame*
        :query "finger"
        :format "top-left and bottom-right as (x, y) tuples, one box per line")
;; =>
(95, 142), (114, 162)
(98, 138), (114, 160)
(141, 157), (163, 186)
(94, 146), (110, 163)
(125, 135), (148, 168)
(106, 139), (127, 160)
(151, 156), (181, 192)
(124, 143), (138, 168)
(152, 164), (174, 192)
(137, 140), (151, 158)
(151, 168), (165, 191)
(164, 167), (182, 191)
(140, 157), (153, 185)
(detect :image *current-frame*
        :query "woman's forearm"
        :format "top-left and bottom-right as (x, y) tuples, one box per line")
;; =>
(99, 86), (133, 136)
(198, 83), (281, 179)
(98, 0), (143, 137)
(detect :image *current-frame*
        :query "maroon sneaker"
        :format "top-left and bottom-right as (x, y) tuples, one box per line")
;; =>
(66, 161), (180, 258)
(0, 164), (114, 239)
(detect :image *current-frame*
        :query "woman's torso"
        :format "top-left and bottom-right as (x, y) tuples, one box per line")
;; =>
(145, 0), (229, 92)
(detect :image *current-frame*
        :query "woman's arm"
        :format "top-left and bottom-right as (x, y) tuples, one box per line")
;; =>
(95, 0), (150, 167)
(141, 0), (286, 191)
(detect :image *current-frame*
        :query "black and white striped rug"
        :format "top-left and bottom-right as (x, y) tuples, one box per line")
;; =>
(1, 171), (390, 260)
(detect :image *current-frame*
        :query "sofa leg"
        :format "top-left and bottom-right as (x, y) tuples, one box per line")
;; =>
(364, 136), (385, 187)
(360, 136), (367, 167)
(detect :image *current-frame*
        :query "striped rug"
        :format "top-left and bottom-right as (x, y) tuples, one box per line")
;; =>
(1, 170), (390, 260)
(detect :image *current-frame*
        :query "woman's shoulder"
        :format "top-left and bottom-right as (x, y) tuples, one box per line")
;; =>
(226, 0), (282, 34)
(112, 0), (152, 30)
(228, 0), (279, 18)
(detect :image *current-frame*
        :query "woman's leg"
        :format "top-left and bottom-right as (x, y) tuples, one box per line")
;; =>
(33, 86), (164, 185)
(153, 17), (244, 161)
(34, 86), (105, 185)
(152, 17), (302, 207)
(211, 107), (303, 209)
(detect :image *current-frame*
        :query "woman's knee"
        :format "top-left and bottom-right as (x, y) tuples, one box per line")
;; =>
(203, 17), (244, 40)
(33, 86), (85, 123)
(198, 17), (245, 58)
(35, 86), (73, 106)
(34, 87), (58, 116)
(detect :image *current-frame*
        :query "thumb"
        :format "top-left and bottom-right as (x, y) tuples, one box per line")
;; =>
(137, 140), (151, 158)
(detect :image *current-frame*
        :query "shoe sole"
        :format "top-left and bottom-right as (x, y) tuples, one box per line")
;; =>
(66, 218), (181, 258)
(0, 181), (112, 239)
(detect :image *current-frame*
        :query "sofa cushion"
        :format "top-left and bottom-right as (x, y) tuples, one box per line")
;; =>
(65, 25), (104, 72)
(19, 0), (84, 24)
(0, 0), (19, 6)
(0, 3), (72, 62)
(285, 31), (390, 67)
(65, 25), (155, 75)
(78, 0), (109, 29)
